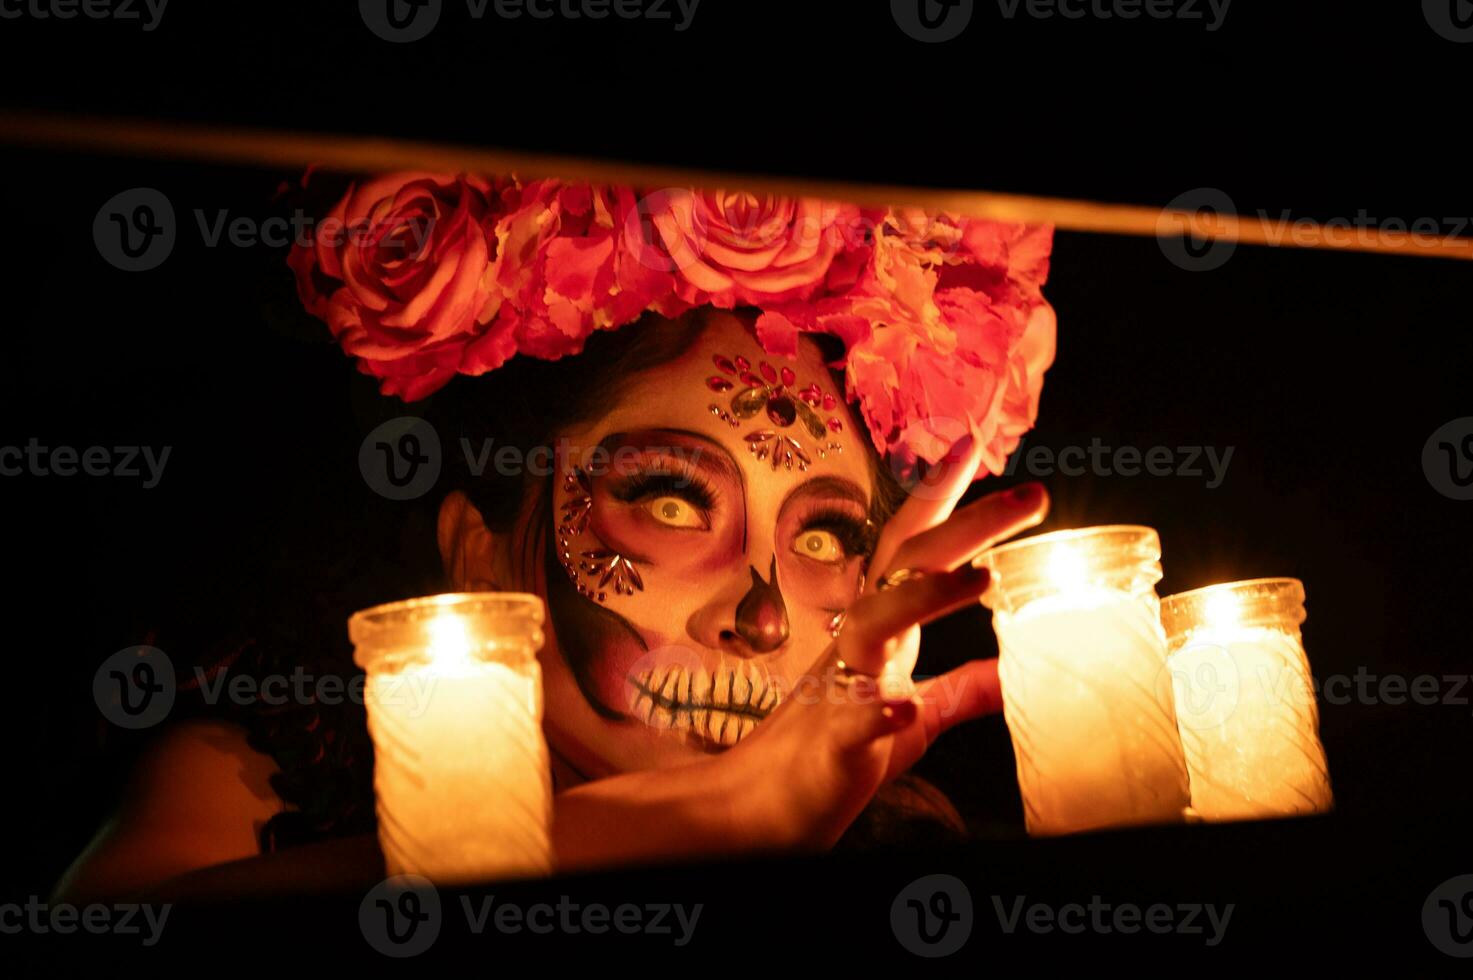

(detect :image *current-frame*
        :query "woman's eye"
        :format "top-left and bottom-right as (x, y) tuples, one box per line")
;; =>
(648, 496), (704, 528)
(793, 529), (845, 563)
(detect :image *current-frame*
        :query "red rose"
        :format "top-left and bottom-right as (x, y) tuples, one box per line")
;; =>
(288, 172), (504, 400)
(637, 189), (864, 308)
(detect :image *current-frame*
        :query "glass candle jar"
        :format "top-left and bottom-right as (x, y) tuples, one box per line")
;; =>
(350, 592), (553, 883)
(1160, 577), (1333, 821)
(976, 525), (1192, 836)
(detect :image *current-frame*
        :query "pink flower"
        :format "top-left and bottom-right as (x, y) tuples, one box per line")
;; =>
(479, 181), (681, 368)
(639, 189), (866, 308)
(288, 172), (505, 400)
(287, 172), (1057, 484)
(759, 212), (1056, 479)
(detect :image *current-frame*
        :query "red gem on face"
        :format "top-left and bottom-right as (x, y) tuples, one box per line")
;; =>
(822, 393), (837, 410)
(734, 355), (750, 372)
(799, 383), (822, 407)
(767, 395), (797, 427)
(780, 366), (795, 386)
(760, 361), (777, 383)
(707, 376), (734, 392)
(739, 370), (764, 388)
(827, 417), (843, 432)
(713, 355), (736, 374)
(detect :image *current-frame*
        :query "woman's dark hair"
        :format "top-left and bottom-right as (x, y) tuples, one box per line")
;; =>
(209, 306), (962, 852)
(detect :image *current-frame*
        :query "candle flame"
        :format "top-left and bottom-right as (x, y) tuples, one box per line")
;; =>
(427, 613), (474, 668)
(1202, 589), (1243, 631)
(1046, 544), (1089, 593)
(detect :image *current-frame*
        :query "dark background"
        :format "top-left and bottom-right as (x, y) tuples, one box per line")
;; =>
(0, 0), (1468, 967)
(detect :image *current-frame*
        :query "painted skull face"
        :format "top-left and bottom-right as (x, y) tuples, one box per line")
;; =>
(536, 312), (878, 780)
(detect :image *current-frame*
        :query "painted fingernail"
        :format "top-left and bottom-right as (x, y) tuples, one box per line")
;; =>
(1008, 482), (1043, 505)
(942, 434), (974, 462)
(953, 562), (990, 588)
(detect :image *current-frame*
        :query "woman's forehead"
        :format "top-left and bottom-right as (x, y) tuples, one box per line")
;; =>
(567, 313), (872, 493)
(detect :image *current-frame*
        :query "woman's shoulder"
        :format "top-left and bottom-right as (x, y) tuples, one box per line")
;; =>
(132, 719), (286, 808)
(108, 718), (291, 850)
(52, 719), (290, 902)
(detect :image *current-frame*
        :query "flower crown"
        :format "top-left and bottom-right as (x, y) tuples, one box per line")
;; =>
(288, 173), (1057, 480)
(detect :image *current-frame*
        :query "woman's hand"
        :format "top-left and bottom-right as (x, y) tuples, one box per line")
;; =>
(725, 439), (1049, 850)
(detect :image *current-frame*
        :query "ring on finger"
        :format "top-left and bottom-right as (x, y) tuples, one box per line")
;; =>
(826, 609), (847, 638)
(876, 567), (928, 592)
(831, 658), (876, 687)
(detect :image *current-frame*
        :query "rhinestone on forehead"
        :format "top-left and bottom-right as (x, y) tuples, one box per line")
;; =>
(705, 353), (844, 472)
(557, 468), (644, 604)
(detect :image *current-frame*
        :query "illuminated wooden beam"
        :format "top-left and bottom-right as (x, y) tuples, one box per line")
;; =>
(0, 110), (1467, 260)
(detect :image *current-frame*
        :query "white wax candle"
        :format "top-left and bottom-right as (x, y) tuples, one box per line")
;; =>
(1168, 624), (1332, 820)
(364, 613), (552, 883)
(995, 586), (1191, 836)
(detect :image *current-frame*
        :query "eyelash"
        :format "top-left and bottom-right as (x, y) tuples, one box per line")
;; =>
(798, 507), (877, 560)
(608, 464), (718, 512)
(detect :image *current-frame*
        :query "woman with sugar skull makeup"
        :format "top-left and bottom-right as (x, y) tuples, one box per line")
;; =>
(55, 177), (1056, 901)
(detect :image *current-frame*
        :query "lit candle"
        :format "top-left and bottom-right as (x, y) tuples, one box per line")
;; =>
(1160, 578), (1333, 821)
(350, 592), (553, 883)
(976, 526), (1191, 836)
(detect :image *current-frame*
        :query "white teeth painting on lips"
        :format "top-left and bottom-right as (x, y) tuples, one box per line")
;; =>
(627, 660), (781, 747)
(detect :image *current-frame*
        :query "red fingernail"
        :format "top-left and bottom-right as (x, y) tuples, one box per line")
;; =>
(1008, 482), (1042, 505)
(942, 434), (975, 463)
(956, 562), (989, 585)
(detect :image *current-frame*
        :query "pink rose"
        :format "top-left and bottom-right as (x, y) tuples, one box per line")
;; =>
(288, 172), (504, 400)
(638, 189), (865, 308)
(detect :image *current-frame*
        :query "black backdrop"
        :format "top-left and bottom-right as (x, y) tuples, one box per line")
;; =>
(1, 0), (1469, 968)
